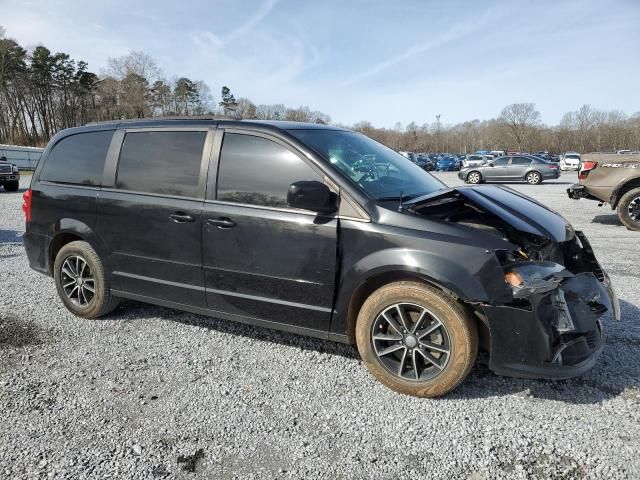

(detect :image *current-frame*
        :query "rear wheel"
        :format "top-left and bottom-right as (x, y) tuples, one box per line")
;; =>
(617, 187), (640, 231)
(526, 171), (542, 185)
(4, 181), (19, 192)
(355, 281), (478, 397)
(466, 171), (482, 184)
(54, 241), (120, 318)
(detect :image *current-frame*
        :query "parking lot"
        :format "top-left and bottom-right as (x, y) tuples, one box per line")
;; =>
(1, 172), (639, 479)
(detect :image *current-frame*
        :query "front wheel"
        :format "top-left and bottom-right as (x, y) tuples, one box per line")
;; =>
(466, 171), (482, 184)
(355, 281), (478, 397)
(54, 241), (120, 318)
(617, 187), (640, 231)
(526, 171), (542, 185)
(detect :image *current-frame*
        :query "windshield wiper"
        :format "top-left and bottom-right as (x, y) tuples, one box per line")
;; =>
(376, 194), (416, 202)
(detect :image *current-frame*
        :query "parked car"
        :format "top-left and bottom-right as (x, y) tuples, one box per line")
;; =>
(462, 154), (485, 168)
(0, 155), (20, 191)
(617, 150), (632, 155)
(560, 152), (581, 171)
(568, 152), (640, 230)
(459, 155), (560, 184)
(490, 150), (505, 158)
(417, 154), (434, 171)
(435, 155), (460, 171)
(23, 119), (618, 398)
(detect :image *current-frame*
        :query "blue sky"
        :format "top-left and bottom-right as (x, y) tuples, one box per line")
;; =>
(1, 0), (639, 127)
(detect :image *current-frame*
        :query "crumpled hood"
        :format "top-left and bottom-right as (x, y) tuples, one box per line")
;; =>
(405, 185), (574, 242)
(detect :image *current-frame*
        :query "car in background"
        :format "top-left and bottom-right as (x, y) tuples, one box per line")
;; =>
(561, 152), (581, 171)
(617, 150), (632, 155)
(462, 154), (486, 168)
(435, 155), (460, 171)
(398, 151), (417, 162)
(0, 156), (20, 191)
(490, 150), (505, 158)
(416, 154), (434, 171)
(458, 155), (560, 185)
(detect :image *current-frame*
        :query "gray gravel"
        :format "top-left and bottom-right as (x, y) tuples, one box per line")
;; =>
(1, 172), (639, 479)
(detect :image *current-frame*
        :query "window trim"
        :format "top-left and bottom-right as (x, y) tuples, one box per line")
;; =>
(211, 128), (328, 207)
(103, 127), (215, 200)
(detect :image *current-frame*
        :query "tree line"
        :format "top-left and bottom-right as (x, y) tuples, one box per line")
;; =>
(1, 26), (638, 153)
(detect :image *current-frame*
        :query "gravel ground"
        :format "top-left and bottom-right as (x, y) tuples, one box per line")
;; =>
(1, 172), (639, 479)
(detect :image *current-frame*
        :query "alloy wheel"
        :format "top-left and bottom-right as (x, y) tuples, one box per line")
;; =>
(628, 196), (640, 224)
(467, 172), (481, 184)
(371, 303), (451, 381)
(60, 255), (95, 307)
(527, 172), (541, 184)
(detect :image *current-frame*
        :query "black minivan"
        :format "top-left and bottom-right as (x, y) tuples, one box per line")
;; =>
(23, 118), (620, 397)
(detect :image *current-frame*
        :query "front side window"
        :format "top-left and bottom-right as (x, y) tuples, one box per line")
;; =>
(40, 131), (113, 186)
(215, 133), (322, 208)
(289, 129), (444, 201)
(116, 131), (206, 197)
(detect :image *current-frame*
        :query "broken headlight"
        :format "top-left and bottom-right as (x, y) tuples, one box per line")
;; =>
(503, 261), (571, 298)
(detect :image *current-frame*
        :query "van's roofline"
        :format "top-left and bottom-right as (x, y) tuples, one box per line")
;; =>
(85, 117), (348, 132)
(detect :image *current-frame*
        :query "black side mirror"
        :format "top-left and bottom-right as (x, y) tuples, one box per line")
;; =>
(488, 162), (494, 167)
(287, 181), (338, 214)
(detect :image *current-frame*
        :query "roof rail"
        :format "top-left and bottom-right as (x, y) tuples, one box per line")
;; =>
(87, 115), (231, 125)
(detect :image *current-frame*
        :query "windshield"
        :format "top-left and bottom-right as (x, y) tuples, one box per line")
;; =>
(289, 129), (445, 200)
(566, 154), (580, 160)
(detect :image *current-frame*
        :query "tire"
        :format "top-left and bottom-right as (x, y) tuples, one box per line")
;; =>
(53, 240), (120, 318)
(3, 181), (19, 192)
(617, 187), (640, 231)
(355, 281), (478, 397)
(525, 171), (542, 185)
(466, 171), (482, 184)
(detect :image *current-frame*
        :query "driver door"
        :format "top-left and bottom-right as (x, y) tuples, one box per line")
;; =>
(201, 129), (338, 332)
(487, 156), (510, 180)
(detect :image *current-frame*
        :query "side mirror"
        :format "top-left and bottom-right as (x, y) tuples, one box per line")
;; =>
(287, 180), (338, 214)
(488, 162), (494, 167)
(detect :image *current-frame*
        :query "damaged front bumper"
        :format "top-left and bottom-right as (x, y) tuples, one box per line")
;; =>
(482, 246), (620, 380)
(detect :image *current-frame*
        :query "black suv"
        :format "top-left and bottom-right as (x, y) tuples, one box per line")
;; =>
(23, 119), (620, 397)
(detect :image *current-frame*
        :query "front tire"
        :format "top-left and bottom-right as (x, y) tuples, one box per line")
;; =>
(4, 181), (19, 192)
(54, 241), (120, 318)
(466, 171), (482, 184)
(617, 187), (640, 231)
(355, 281), (478, 397)
(526, 171), (542, 185)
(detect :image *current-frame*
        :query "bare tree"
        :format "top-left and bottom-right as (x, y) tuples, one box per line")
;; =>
(499, 103), (541, 151)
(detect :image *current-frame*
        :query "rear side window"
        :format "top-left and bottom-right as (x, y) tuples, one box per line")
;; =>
(40, 131), (113, 186)
(116, 131), (206, 197)
(511, 156), (531, 165)
(215, 133), (322, 208)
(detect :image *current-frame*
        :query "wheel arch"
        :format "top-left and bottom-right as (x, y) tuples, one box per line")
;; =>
(611, 178), (640, 208)
(466, 170), (483, 183)
(48, 219), (108, 276)
(341, 269), (479, 344)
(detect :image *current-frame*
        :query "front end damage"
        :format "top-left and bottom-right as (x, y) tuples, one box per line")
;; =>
(406, 185), (621, 379)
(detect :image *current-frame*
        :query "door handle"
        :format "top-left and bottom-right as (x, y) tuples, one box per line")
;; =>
(207, 217), (236, 229)
(169, 212), (195, 223)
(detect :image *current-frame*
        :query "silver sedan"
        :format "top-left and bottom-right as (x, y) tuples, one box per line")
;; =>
(458, 155), (561, 185)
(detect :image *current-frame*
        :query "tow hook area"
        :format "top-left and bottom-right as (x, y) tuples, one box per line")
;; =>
(567, 184), (588, 200)
(482, 268), (617, 379)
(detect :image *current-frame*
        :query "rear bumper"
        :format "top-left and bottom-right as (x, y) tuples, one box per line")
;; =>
(567, 183), (600, 201)
(483, 270), (619, 380)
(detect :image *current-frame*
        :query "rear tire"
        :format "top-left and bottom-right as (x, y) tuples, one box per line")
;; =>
(617, 187), (640, 231)
(54, 241), (120, 318)
(355, 281), (478, 397)
(526, 171), (542, 185)
(466, 171), (482, 184)
(4, 181), (19, 192)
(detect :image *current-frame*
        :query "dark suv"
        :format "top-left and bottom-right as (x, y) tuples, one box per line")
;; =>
(23, 119), (620, 397)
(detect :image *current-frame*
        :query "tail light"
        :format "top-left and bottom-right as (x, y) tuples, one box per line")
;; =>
(579, 161), (597, 180)
(22, 188), (32, 222)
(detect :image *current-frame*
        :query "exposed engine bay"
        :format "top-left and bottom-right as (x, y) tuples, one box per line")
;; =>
(404, 185), (621, 378)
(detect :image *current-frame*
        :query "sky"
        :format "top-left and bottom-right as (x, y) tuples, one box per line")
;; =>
(1, 0), (639, 128)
